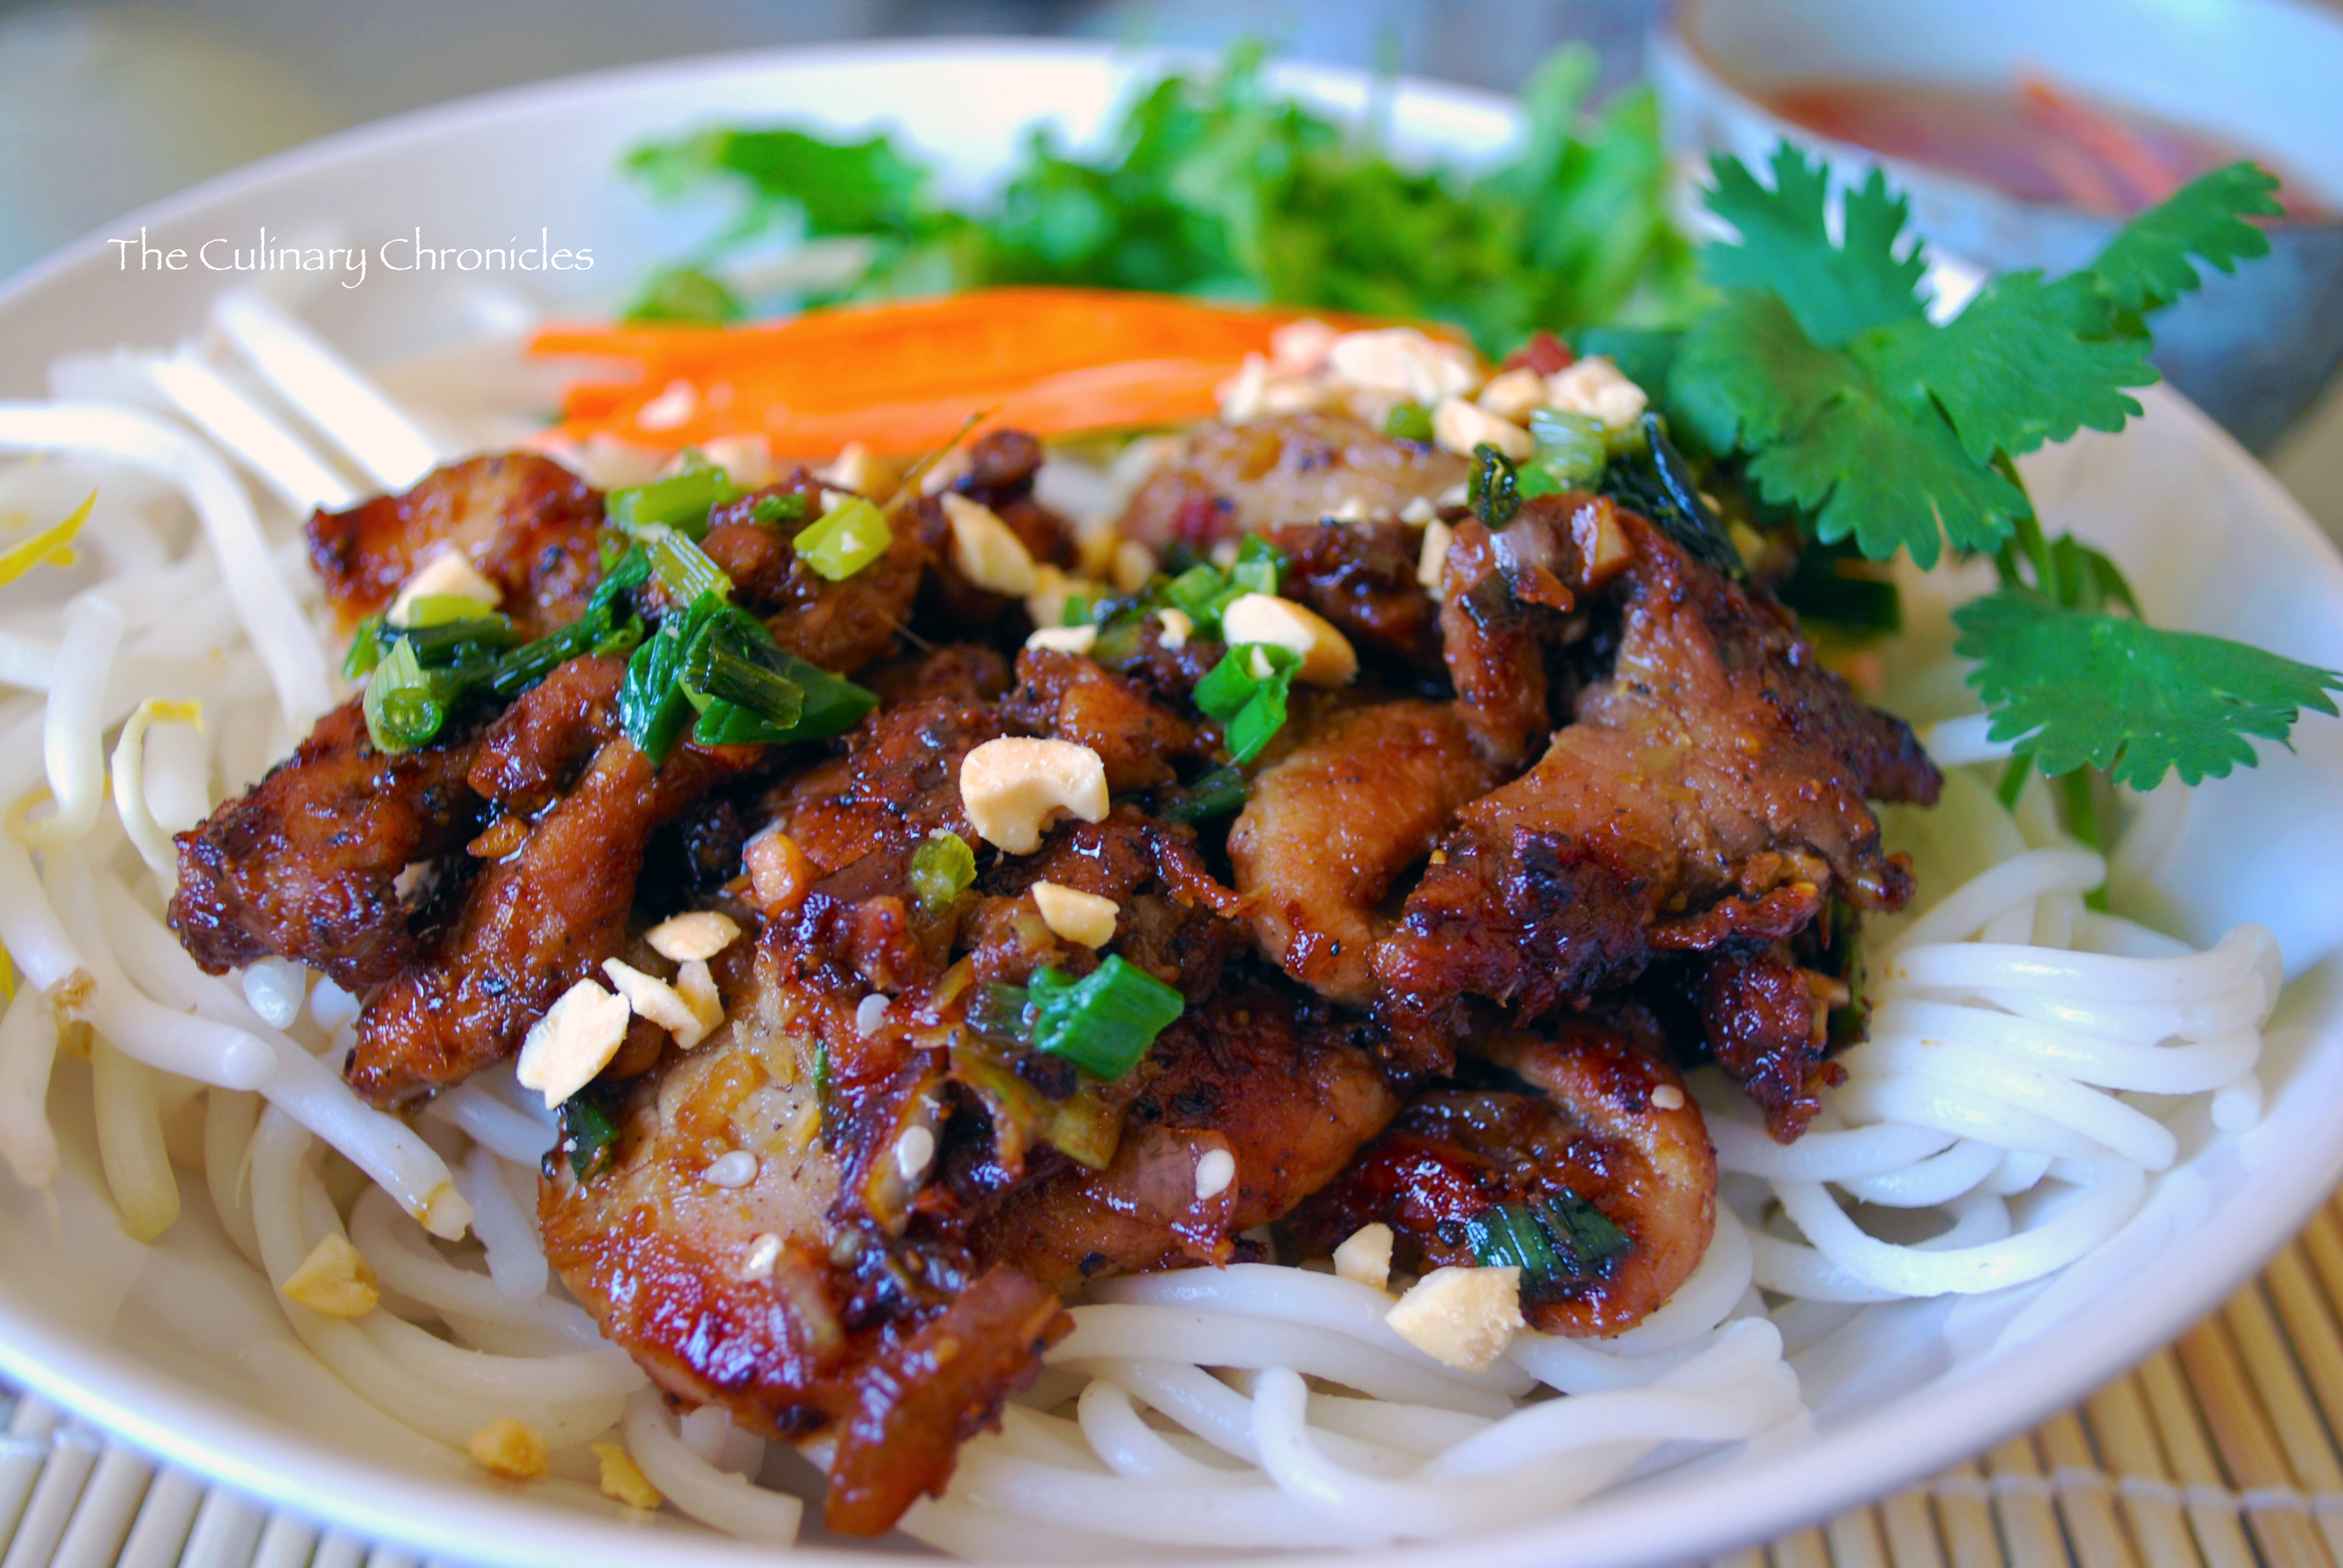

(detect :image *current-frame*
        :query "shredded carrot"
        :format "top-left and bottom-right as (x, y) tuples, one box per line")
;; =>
(531, 287), (1384, 456)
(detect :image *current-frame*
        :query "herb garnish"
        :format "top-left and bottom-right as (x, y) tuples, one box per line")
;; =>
(619, 44), (1693, 356)
(1653, 147), (2339, 801)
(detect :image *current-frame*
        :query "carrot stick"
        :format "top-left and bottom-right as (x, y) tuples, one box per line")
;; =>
(529, 287), (1411, 454)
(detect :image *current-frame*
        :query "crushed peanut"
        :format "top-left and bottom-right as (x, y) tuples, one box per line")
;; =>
(1325, 327), (1479, 404)
(1475, 366), (1549, 422)
(814, 440), (880, 495)
(942, 492), (1038, 596)
(894, 1124), (937, 1182)
(591, 1439), (663, 1511)
(675, 959), (724, 1038)
(958, 737), (1110, 854)
(1547, 356), (1648, 430)
(603, 958), (712, 1048)
(1417, 519), (1455, 598)
(280, 1233), (379, 1318)
(1155, 607), (1194, 650)
(1031, 881), (1119, 948)
(1025, 624), (1099, 656)
(1651, 1083), (1687, 1111)
(646, 910), (740, 964)
(1431, 396), (1533, 462)
(514, 978), (632, 1109)
(1385, 1266), (1524, 1371)
(1219, 593), (1358, 687)
(468, 1417), (549, 1481)
(1333, 1223), (1395, 1292)
(1111, 538), (1158, 593)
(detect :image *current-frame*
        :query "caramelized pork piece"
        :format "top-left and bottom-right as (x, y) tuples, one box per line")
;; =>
(1262, 518), (1445, 678)
(1229, 700), (1498, 1007)
(1118, 413), (1467, 550)
(539, 999), (1066, 1537)
(349, 657), (755, 1104)
(1374, 497), (1939, 1051)
(306, 453), (604, 636)
(1286, 1018), (1714, 1337)
(701, 475), (925, 675)
(1001, 648), (1212, 792)
(969, 979), (1403, 1295)
(169, 697), (482, 989)
(967, 808), (1245, 999)
(1697, 943), (1849, 1142)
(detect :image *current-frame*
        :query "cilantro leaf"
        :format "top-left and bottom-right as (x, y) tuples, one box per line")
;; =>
(1700, 146), (1927, 348)
(2083, 162), (2282, 318)
(623, 44), (1697, 354)
(1878, 272), (2155, 464)
(1953, 591), (2343, 789)
(1670, 289), (2029, 566)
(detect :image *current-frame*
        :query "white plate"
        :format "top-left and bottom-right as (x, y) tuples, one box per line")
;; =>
(4, 39), (2343, 1568)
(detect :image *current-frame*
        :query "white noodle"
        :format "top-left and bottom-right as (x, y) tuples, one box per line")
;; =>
(0, 401), (332, 728)
(0, 984), (61, 1187)
(21, 595), (124, 848)
(211, 293), (440, 491)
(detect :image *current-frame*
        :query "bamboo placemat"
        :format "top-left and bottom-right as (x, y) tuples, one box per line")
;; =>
(14, 1196), (2343, 1568)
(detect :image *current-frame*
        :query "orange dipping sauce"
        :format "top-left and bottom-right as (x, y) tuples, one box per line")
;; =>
(1760, 75), (2331, 221)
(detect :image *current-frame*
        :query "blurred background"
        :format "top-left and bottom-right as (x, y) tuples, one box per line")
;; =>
(0, 0), (2337, 528)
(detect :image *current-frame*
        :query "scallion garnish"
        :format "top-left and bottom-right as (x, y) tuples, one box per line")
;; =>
(620, 590), (724, 763)
(1193, 642), (1299, 763)
(1527, 408), (1607, 491)
(1027, 956), (1186, 1079)
(1229, 534), (1285, 597)
(649, 530), (733, 604)
(909, 831), (977, 912)
(606, 467), (737, 540)
(1154, 764), (1247, 824)
(1467, 442), (1521, 529)
(361, 637), (445, 754)
(1384, 401), (1435, 443)
(558, 1093), (620, 1181)
(1464, 1194), (1631, 1301)
(342, 615), (385, 678)
(680, 613), (805, 729)
(792, 496), (892, 581)
(491, 547), (650, 699)
(750, 491), (810, 528)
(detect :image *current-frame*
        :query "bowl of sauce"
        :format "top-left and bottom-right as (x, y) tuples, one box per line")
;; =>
(1652, 0), (2343, 450)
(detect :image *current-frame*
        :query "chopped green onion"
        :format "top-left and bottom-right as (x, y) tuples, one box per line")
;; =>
(1230, 534), (1286, 597)
(1536, 1192), (1631, 1272)
(969, 981), (1037, 1044)
(399, 614), (517, 666)
(680, 614), (805, 728)
(606, 468), (736, 540)
(909, 831), (977, 912)
(620, 591), (723, 763)
(750, 491), (810, 528)
(1162, 563), (1237, 629)
(559, 1094), (620, 1181)
(1464, 1194), (1632, 1301)
(491, 548), (650, 699)
(1384, 401), (1435, 443)
(1528, 407), (1608, 489)
(399, 593), (499, 629)
(361, 637), (445, 754)
(649, 530), (733, 604)
(792, 496), (892, 581)
(342, 615), (385, 678)
(1155, 765), (1248, 823)
(1467, 442), (1521, 529)
(1193, 642), (1299, 763)
(1028, 956), (1186, 1079)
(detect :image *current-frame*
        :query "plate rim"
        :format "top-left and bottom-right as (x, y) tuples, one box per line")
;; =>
(2, 34), (2341, 1568)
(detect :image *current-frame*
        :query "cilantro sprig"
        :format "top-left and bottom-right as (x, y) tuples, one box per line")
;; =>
(1651, 145), (2336, 800)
